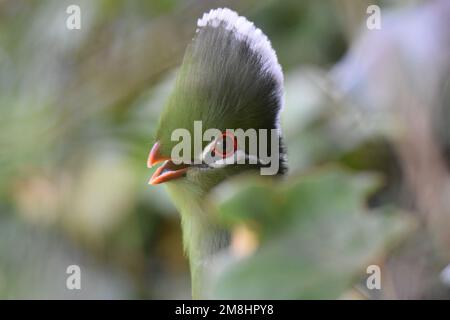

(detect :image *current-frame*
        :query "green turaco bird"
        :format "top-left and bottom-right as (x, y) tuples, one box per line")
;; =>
(147, 8), (287, 298)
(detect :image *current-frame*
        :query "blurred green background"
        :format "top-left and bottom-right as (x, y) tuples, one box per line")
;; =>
(1, 0), (450, 299)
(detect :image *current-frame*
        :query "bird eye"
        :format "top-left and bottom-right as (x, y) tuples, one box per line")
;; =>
(212, 132), (237, 159)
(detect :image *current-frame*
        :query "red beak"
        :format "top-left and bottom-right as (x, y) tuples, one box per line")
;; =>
(147, 141), (169, 168)
(147, 141), (189, 185)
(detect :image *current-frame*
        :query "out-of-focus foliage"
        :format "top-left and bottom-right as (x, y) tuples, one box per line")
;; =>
(208, 168), (412, 299)
(0, 0), (449, 299)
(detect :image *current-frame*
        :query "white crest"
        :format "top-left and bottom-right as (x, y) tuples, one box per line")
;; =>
(197, 8), (283, 86)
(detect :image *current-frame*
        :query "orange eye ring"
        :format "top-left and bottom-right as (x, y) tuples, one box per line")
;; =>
(212, 132), (238, 159)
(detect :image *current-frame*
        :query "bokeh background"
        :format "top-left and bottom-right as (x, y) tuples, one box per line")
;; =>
(0, 0), (449, 299)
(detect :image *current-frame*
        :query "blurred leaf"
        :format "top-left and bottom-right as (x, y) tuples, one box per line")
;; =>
(210, 167), (413, 299)
(211, 167), (380, 236)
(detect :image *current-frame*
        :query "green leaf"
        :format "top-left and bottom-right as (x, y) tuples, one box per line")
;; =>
(210, 167), (413, 299)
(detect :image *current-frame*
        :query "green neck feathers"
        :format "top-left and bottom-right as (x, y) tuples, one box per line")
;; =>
(166, 182), (229, 299)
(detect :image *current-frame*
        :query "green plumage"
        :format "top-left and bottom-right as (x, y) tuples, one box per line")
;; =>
(156, 18), (283, 158)
(152, 8), (286, 298)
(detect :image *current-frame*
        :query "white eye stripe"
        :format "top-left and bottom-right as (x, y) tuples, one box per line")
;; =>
(198, 134), (262, 168)
(201, 145), (259, 168)
(200, 134), (235, 159)
(200, 139), (217, 161)
(208, 150), (247, 168)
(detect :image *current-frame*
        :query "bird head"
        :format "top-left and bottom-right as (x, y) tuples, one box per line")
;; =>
(148, 8), (287, 194)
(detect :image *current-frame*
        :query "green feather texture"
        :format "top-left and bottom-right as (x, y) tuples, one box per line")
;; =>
(152, 8), (287, 298)
(156, 8), (285, 159)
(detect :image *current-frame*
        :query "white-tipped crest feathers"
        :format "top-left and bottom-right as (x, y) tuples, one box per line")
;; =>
(197, 8), (283, 86)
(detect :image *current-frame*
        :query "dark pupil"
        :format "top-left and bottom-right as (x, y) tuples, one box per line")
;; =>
(214, 134), (236, 158)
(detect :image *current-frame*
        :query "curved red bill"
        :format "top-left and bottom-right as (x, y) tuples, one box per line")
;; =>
(148, 160), (189, 185)
(147, 141), (170, 168)
(147, 141), (189, 185)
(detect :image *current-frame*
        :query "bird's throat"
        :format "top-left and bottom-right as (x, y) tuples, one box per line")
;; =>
(166, 182), (230, 298)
